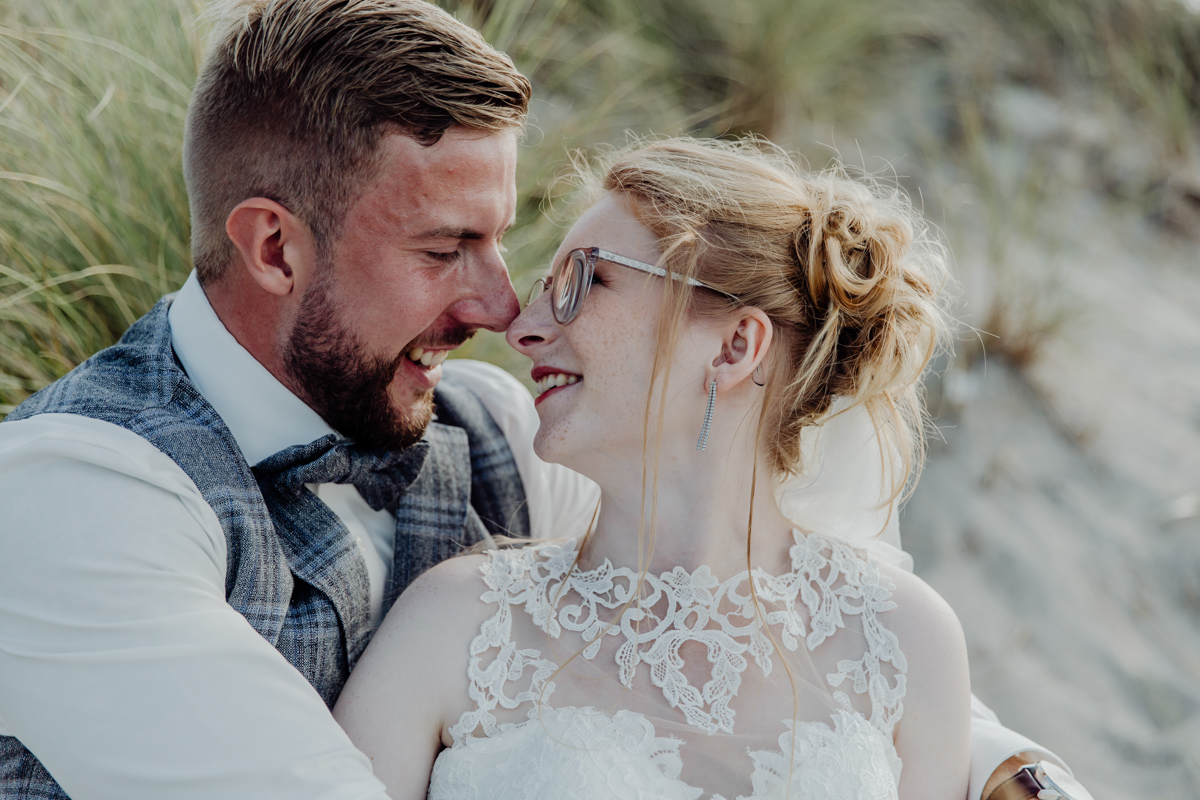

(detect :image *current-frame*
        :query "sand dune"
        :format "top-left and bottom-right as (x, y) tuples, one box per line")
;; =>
(903, 190), (1200, 798)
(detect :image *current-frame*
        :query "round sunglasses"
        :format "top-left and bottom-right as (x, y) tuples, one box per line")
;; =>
(526, 247), (732, 325)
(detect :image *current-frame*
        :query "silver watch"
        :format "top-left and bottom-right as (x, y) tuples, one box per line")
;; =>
(990, 762), (1076, 800)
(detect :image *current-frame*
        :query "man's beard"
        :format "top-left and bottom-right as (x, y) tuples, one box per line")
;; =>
(282, 274), (465, 453)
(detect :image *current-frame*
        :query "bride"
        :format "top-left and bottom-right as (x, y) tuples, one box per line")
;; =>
(333, 136), (970, 799)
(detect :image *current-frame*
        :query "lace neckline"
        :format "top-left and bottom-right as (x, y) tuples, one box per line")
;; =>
(456, 530), (906, 742)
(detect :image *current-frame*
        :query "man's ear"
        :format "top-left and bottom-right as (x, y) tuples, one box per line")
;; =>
(225, 198), (317, 297)
(710, 309), (772, 392)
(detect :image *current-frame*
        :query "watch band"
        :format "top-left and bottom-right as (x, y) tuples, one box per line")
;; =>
(987, 765), (1042, 800)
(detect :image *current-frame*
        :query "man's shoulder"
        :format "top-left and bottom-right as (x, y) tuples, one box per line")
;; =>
(440, 359), (529, 404)
(0, 414), (226, 559)
(5, 388), (244, 477)
(0, 413), (177, 470)
(0, 301), (242, 541)
(438, 359), (535, 444)
(434, 359), (531, 452)
(2, 294), (253, 478)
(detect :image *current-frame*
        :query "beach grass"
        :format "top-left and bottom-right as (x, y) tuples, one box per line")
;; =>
(0, 0), (203, 412)
(0, 0), (1197, 411)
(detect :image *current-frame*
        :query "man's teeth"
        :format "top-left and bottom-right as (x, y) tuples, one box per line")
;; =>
(536, 373), (579, 395)
(405, 347), (449, 367)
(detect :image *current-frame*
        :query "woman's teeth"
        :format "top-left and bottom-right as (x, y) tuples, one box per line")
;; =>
(536, 373), (579, 395)
(406, 347), (449, 368)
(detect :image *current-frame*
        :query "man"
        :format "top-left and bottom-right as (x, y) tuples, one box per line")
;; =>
(0, 1), (1087, 798)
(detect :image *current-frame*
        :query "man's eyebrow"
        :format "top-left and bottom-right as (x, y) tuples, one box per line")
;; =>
(415, 220), (517, 241)
(415, 226), (482, 241)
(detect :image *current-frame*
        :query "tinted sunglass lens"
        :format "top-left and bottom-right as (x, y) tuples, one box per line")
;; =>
(546, 250), (574, 324)
(567, 251), (590, 321)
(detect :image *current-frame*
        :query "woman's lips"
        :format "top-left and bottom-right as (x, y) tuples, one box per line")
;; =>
(530, 367), (583, 406)
(533, 380), (580, 407)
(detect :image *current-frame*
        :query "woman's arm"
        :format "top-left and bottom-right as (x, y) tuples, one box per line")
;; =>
(884, 565), (973, 800)
(334, 555), (487, 800)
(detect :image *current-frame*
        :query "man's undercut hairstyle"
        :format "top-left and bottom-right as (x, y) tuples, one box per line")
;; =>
(184, 0), (532, 284)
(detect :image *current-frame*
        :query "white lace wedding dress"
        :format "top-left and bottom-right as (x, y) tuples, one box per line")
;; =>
(427, 531), (906, 800)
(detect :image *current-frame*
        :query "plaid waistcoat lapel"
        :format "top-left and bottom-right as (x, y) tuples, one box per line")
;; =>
(388, 422), (486, 608)
(255, 471), (374, 702)
(385, 376), (533, 612)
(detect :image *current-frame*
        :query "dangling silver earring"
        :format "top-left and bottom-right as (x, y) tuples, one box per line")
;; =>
(752, 364), (765, 387)
(696, 379), (716, 451)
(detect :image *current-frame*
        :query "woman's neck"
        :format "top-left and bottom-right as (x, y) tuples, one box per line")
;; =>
(577, 443), (796, 578)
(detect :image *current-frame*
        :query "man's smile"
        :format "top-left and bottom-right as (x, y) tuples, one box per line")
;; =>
(404, 347), (450, 368)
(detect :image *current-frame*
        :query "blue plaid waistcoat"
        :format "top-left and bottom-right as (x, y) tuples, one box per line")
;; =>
(0, 295), (529, 798)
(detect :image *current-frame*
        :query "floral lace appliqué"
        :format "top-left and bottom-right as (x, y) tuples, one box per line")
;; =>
(437, 532), (906, 800)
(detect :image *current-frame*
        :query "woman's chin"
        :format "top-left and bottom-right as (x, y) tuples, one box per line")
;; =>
(532, 427), (593, 479)
(532, 428), (571, 467)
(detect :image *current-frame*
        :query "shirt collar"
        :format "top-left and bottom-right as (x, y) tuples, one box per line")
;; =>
(168, 271), (339, 466)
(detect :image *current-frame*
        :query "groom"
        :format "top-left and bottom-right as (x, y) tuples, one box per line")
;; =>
(0, 1), (1085, 799)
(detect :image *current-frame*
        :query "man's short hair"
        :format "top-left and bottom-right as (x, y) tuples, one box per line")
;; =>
(184, 0), (531, 284)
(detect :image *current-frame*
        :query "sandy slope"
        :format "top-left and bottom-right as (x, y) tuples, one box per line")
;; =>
(902, 199), (1200, 798)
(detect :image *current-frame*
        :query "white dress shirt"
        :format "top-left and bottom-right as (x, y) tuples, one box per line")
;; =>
(0, 273), (1067, 798)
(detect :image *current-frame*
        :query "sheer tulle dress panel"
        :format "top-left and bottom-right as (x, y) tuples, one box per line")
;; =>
(428, 532), (905, 800)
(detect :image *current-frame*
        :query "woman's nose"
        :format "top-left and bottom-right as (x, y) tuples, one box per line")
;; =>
(505, 290), (557, 354)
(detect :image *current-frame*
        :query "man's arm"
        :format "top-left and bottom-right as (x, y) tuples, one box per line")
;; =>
(972, 698), (1094, 800)
(0, 415), (388, 799)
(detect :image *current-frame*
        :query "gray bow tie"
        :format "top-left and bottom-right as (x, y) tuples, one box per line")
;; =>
(253, 434), (430, 511)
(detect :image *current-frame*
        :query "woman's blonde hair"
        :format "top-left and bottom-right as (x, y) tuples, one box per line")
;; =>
(587, 136), (951, 501)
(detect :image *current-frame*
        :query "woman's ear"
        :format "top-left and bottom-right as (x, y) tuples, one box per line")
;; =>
(225, 198), (317, 297)
(710, 309), (772, 391)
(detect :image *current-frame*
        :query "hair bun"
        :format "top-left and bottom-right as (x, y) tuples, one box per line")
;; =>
(795, 180), (914, 325)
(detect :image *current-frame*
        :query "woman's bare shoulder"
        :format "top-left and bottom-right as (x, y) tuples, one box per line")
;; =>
(397, 552), (492, 606)
(874, 561), (967, 671)
(874, 560), (970, 738)
(371, 553), (495, 658)
(334, 553), (496, 751)
(873, 560), (971, 798)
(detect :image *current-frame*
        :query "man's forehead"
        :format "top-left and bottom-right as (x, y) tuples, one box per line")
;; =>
(382, 126), (518, 171)
(351, 128), (518, 232)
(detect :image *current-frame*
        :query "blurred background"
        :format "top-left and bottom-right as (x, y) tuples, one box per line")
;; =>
(1, 0), (1198, 796)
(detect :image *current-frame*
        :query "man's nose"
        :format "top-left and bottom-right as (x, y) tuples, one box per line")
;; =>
(456, 250), (520, 332)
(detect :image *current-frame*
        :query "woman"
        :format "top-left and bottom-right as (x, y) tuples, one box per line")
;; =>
(334, 137), (971, 799)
